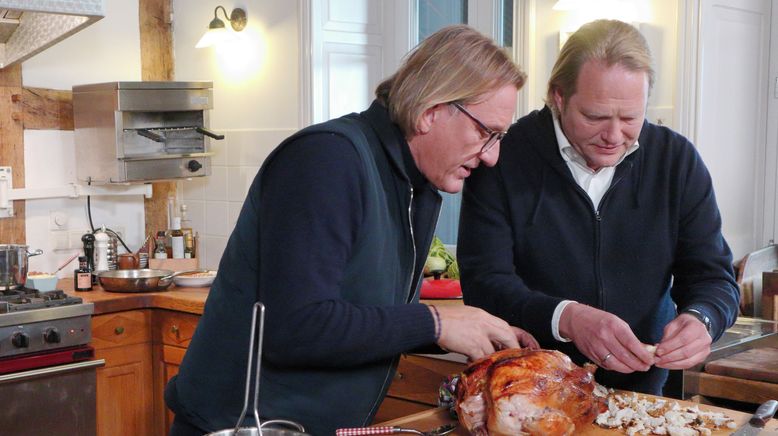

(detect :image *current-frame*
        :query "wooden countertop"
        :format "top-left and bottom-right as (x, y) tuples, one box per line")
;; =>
(57, 277), (209, 315)
(380, 397), (778, 435)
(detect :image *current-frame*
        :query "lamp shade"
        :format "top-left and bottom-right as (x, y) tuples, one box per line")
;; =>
(196, 27), (235, 48)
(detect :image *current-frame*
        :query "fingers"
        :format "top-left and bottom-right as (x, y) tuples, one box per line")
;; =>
(433, 305), (528, 360)
(655, 315), (711, 369)
(512, 327), (540, 349)
(565, 305), (654, 373)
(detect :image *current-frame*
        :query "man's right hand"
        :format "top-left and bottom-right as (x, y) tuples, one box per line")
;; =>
(430, 305), (539, 361)
(559, 303), (655, 373)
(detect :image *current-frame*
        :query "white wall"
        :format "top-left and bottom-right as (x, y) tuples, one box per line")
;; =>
(20, 0), (144, 277)
(172, 0), (300, 269)
(528, 0), (678, 127)
(13, 0), (301, 275)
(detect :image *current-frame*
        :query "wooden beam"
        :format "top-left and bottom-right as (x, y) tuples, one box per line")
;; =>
(140, 0), (176, 241)
(21, 87), (74, 130)
(0, 64), (26, 244)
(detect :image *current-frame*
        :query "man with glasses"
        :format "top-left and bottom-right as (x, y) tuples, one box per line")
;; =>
(166, 25), (537, 436)
(458, 19), (739, 396)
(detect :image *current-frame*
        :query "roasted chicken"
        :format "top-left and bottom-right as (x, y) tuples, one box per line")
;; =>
(455, 348), (606, 435)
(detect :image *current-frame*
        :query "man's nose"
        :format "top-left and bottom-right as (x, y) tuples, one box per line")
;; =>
(480, 141), (500, 167)
(601, 120), (624, 144)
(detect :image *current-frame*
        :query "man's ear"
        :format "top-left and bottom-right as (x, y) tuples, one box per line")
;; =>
(553, 88), (565, 113)
(415, 105), (438, 134)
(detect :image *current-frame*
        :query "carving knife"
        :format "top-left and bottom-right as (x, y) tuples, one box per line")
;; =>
(731, 400), (778, 436)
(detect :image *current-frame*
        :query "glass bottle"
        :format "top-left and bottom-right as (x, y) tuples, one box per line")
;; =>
(154, 231), (168, 259)
(171, 217), (185, 259)
(74, 256), (93, 291)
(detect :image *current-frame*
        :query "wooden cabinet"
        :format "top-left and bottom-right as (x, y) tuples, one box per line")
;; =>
(92, 310), (154, 436)
(152, 310), (201, 435)
(373, 354), (465, 423)
(91, 308), (201, 436)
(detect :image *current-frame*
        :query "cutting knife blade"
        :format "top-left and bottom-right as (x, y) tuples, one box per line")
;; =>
(731, 400), (778, 436)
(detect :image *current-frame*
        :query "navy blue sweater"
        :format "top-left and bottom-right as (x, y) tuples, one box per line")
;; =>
(458, 106), (739, 394)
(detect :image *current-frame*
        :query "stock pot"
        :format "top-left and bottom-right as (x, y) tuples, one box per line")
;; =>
(0, 245), (43, 290)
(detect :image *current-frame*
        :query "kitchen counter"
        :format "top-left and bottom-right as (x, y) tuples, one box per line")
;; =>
(57, 277), (209, 315)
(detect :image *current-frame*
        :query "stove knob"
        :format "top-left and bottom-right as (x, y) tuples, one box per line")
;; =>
(187, 160), (203, 172)
(11, 332), (29, 348)
(44, 328), (61, 344)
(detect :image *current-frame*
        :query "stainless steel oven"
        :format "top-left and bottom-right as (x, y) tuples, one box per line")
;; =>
(0, 289), (102, 435)
(73, 81), (223, 183)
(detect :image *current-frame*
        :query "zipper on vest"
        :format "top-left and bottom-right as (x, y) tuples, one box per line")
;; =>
(405, 185), (417, 302)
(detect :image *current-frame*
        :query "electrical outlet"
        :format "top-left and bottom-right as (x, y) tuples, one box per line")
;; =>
(51, 230), (69, 250)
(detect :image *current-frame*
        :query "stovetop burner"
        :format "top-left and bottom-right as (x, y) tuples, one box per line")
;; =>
(0, 288), (83, 314)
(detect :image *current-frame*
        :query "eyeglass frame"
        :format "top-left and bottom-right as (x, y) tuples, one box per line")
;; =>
(450, 102), (508, 155)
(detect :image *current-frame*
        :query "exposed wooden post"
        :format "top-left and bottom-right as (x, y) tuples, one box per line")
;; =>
(21, 87), (74, 130)
(140, 0), (176, 240)
(0, 64), (26, 243)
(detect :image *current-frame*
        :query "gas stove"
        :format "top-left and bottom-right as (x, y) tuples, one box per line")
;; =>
(0, 287), (93, 359)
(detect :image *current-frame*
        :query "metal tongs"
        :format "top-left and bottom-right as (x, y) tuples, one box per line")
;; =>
(205, 302), (305, 436)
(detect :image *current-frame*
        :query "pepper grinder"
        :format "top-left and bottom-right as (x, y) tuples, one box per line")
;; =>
(81, 233), (97, 284)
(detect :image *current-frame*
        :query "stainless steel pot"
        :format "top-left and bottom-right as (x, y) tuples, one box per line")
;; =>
(97, 269), (196, 293)
(207, 420), (307, 436)
(0, 245), (43, 290)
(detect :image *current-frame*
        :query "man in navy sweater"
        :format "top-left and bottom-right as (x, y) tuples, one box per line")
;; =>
(459, 19), (739, 395)
(167, 25), (537, 435)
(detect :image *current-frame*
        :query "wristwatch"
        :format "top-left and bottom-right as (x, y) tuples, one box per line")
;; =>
(683, 308), (712, 335)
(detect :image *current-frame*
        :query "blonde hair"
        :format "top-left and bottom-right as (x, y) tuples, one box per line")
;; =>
(376, 25), (526, 136)
(546, 19), (654, 116)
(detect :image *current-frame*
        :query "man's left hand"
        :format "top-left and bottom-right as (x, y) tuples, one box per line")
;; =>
(654, 313), (712, 369)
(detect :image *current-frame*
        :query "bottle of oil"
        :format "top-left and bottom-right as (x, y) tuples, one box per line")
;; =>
(170, 217), (185, 259)
(154, 231), (168, 259)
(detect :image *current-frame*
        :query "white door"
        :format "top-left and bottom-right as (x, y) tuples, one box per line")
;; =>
(695, 0), (773, 261)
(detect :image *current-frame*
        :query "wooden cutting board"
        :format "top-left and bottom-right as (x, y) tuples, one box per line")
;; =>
(705, 347), (778, 383)
(378, 401), (778, 435)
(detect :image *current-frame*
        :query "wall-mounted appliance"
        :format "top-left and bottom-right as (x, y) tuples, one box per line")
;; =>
(73, 81), (223, 183)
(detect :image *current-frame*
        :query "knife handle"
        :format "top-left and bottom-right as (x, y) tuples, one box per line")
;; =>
(750, 400), (778, 427)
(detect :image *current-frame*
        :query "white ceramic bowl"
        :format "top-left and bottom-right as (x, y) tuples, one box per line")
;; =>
(173, 270), (216, 288)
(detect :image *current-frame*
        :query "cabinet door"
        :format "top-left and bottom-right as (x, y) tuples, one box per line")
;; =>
(95, 342), (154, 436)
(152, 310), (201, 435)
(92, 310), (154, 436)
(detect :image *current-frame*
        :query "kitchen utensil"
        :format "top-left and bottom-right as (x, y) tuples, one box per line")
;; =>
(97, 269), (203, 293)
(335, 423), (457, 436)
(0, 245), (43, 290)
(206, 302), (309, 436)
(54, 253), (80, 274)
(731, 400), (778, 435)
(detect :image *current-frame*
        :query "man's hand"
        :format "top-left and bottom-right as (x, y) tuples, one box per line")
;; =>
(654, 313), (711, 369)
(431, 305), (539, 361)
(559, 303), (655, 373)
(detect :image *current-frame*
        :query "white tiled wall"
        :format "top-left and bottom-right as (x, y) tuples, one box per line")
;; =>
(179, 128), (295, 270)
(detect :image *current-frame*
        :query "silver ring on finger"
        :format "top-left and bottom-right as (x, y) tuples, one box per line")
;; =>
(600, 353), (612, 365)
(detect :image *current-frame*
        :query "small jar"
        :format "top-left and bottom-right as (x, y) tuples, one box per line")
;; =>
(74, 256), (93, 291)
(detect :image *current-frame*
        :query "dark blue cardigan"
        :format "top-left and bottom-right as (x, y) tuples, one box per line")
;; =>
(458, 106), (739, 394)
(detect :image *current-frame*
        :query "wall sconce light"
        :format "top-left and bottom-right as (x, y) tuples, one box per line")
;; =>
(196, 6), (248, 49)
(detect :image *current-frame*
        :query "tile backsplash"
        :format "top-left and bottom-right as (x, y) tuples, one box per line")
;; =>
(180, 128), (295, 270)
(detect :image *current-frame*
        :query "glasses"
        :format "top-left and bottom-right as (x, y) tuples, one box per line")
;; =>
(451, 102), (507, 155)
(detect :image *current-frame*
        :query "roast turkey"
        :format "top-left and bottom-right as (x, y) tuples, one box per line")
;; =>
(455, 348), (606, 435)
